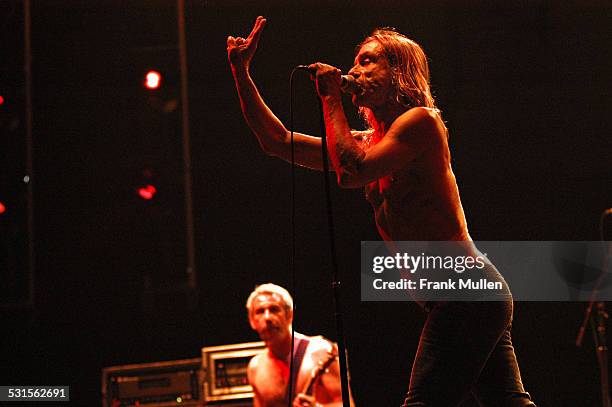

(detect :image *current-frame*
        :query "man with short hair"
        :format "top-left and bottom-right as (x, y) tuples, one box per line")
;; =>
(246, 283), (350, 407)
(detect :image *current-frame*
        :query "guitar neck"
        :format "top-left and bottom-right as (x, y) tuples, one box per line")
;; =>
(301, 352), (337, 396)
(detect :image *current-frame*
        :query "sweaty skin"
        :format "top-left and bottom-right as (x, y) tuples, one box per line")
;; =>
(247, 293), (347, 407)
(231, 19), (536, 407)
(359, 123), (470, 242)
(227, 17), (471, 245)
(313, 42), (470, 242)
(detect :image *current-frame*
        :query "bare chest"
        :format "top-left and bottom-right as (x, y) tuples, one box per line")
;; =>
(365, 166), (429, 207)
(252, 359), (309, 407)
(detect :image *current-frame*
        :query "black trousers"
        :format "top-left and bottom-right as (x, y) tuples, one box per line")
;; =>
(401, 273), (536, 406)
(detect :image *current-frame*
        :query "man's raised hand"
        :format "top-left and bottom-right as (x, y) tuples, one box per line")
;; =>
(227, 16), (266, 71)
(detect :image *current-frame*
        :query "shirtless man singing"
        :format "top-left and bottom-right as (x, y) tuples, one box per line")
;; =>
(229, 16), (536, 407)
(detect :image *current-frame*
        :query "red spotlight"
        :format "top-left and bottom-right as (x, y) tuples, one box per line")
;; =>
(137, 184), (157, 200)
(144, 70), (162, 90)
(0, 95), (4, 105)
(0, 202), (6, 214)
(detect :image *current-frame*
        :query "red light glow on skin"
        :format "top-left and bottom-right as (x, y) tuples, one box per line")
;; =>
(137, 185), (157, 200)
(0, 202), (6, 214)
(145, 71), (162, 89)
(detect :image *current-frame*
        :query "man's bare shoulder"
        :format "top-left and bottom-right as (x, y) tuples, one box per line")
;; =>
(248, 351), (266, 375)
(305, 335), (336, 356)
(392, 107), (447, 143)
(249, 352), (261, 366)
(402, 106), (441, 122)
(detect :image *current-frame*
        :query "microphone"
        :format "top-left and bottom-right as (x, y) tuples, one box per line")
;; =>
(340, 75), (361, 95)
(295, 65), (361, 95)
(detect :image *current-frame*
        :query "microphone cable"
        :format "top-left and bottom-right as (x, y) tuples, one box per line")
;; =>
(286, 66), (351, 407)
(286, 66), (300, 407)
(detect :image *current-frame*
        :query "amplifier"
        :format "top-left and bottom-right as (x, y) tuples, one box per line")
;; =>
(201, 341), (265, 405)
(101, 358), (202, 407)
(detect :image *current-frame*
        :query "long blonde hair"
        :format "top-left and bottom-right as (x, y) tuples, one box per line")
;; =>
(358, 29), (437, 127)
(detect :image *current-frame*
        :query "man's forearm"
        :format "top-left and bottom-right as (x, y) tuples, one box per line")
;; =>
(231, 66), (330, 171)
(232, 67), (289, 156)
(321, 95), (365, 178)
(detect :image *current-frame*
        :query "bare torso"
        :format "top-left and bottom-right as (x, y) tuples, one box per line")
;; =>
(248, 335), (340, 407)
(357, 112), (470, 243)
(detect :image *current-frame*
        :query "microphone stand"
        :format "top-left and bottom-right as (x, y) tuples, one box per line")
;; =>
(316, 95), (351, 407)
(576, 210), (611, 407)
(594, 302), (610, 407)
(289, 67), (351, 407)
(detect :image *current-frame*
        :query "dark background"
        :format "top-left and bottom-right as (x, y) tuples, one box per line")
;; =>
(1, 0), (611, 406)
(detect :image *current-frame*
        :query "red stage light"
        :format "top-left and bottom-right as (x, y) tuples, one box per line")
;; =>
(0, 95), (4, 105)
(0, 202), (6, 214)
(137, 185), (157, 200)
(144, 71), (162, 90)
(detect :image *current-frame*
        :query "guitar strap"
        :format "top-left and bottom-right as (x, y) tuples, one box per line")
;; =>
(287, 337), (310, 402)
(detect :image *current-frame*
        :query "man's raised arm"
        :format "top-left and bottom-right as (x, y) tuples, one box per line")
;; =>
(227, 16), (326, 170)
